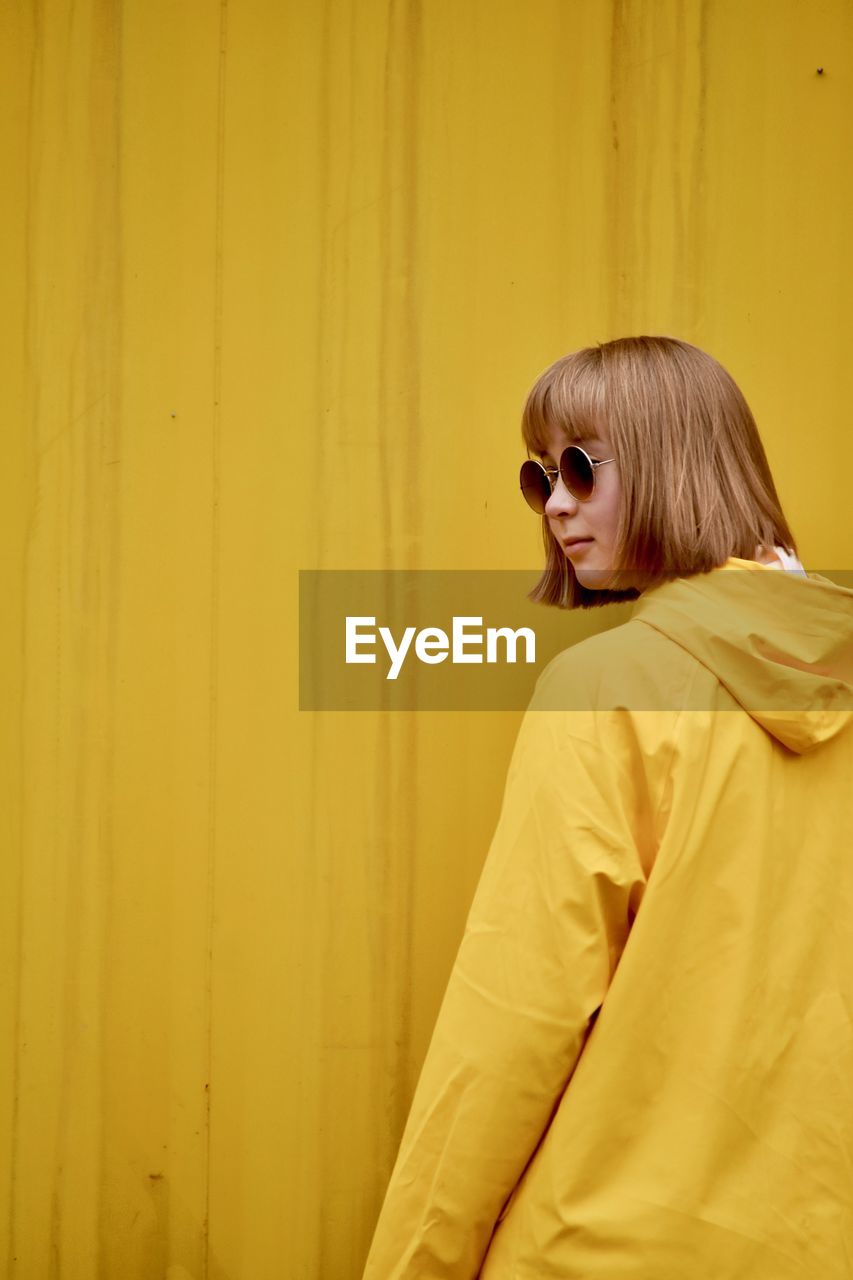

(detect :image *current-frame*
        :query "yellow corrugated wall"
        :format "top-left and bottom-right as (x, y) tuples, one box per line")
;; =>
(2, 1), (852, 1276)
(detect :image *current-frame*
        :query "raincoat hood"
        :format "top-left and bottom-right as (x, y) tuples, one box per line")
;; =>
(631, 556), (853, 754)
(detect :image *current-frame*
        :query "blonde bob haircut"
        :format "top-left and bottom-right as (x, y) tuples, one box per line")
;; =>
(522, 335), (799, 609)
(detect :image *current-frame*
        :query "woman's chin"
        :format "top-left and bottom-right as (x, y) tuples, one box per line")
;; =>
(573, 564), (637, 593)
(573, 565), (616, 591)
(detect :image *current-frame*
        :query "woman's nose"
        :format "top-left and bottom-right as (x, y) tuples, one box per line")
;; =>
(544, 473), (579, 518)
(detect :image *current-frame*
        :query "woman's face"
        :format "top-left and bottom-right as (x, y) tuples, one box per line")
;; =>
(539, 422), (623, 591)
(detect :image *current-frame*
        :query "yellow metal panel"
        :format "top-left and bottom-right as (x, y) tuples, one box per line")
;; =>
(2, 1), (852, 1277)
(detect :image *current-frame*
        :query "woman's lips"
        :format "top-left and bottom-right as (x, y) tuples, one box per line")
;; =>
(562, 538), (593, 552)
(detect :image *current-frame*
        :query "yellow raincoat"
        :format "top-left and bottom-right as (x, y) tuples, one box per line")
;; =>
(362, 558), (853, 1278)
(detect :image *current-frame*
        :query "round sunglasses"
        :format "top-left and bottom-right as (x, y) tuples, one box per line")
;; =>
(519, 445), (615, 513)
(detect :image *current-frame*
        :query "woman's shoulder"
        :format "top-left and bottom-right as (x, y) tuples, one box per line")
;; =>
(511, 620), (706, 818)
(530, 615), (702, 715)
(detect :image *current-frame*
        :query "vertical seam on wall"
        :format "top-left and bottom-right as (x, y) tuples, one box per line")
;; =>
(202, 1), (228, 1274)
(94, 0), (125, 1272)
(309, 2), (333, 1267)
(8, 1), (42, 1271)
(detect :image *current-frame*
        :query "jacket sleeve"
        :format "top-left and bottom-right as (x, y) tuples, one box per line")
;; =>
(361, 706), (649, 1279)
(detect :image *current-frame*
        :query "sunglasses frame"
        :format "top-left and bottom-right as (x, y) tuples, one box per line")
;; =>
(520, 445), (615, 511)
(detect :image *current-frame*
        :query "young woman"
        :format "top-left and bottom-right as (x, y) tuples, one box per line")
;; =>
(362, 336), (853, 1278)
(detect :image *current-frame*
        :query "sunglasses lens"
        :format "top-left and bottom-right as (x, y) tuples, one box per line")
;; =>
(560, 446), (594, 500)
(519, 460), (549, 513)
